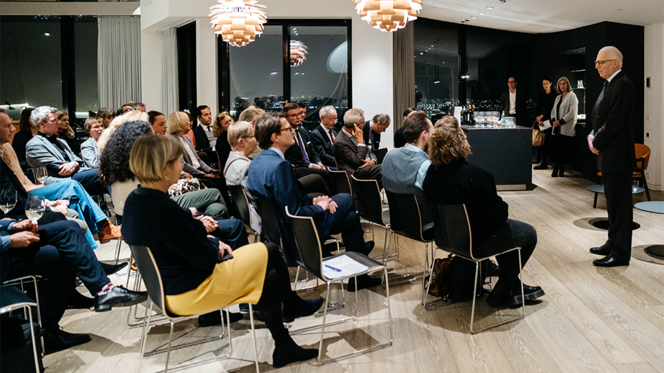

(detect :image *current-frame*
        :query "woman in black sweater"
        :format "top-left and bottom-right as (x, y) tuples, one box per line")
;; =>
(122, 135), (322, 368)
(423, 116), (544, 308)
(534, 78), (558, 170)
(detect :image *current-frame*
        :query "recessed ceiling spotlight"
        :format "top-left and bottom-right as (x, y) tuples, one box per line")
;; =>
(465, 19), (470, 22)
(480, 12), (485, 15)
(487, 6), (494, 9)
(44, 33), (50, 36)
(431, 44), (434, 47)
(471, 16), (477, 19)
(271, 71), (278, 75)
(420, 52), (424, 55)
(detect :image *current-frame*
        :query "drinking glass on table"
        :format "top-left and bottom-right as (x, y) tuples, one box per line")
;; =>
(0, 188), (17, 215)
(31, 166), (48, 185)
(25, 195), (46, 223)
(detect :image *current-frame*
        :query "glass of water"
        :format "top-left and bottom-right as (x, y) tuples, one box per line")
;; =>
(31, 167), (48, 185)
(25, 195), (46, 223)
(0, 188), (17, 215)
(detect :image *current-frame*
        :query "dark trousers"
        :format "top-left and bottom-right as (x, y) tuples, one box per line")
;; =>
(474, 219), (537, 282)
(354, 164), (383, 190)
(72, 168), (107, 196)
(536, 128), (553, 164)
(298, 174), (332, 196)
(214, 219), (249, 250)
(294, 167), (333, 195)
(315, 193), (369, 255)
(550, 134), (574, 166)
(7, 221), (110, 330)
(603, 172), (633, 260)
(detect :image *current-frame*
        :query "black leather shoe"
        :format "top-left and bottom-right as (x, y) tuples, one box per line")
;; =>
(551, 167), (558, 177)
(272, 342), (318, 368)
(533, 162), (548, 170)
(282, 298), (324, 323)
(93, 286), (148, 312)
(100, 261), (128, 275)
(44, 329), (91, 353)
(239, 303), (260, 313)
(364, 241), (375, 255)
(347, 274), (381, 292)
(67, 290), (94, 310)
(558, 167), (565, 177)
(486, 281), (545, 308)
(198, 311), (243, 327)
(590, 243), (611, 256)
(593, 255), (629, 267)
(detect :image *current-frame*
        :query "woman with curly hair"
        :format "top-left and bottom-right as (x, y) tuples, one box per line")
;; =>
(99, 120), (228, 219)
(55, 110), (81, 157)
(423, 115), (544, 308)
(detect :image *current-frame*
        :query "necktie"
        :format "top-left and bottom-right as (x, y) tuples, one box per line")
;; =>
(592, 80), (608, 116)
(329, 130), (335, 142)
(296, 131), (310, 163)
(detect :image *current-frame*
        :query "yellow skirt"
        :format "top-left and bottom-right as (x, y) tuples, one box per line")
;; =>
(165, 243), (268, 316)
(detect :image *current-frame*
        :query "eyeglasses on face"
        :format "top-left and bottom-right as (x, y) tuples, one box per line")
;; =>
(594, 59), (616, 66)
(280, 126), (294, 133)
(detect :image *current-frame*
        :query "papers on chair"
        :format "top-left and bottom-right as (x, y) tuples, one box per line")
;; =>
(322, 255), (368, 280)
(539, 120), (552, 130)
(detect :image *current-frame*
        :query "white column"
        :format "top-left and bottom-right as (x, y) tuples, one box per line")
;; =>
(196, 19), (219, 115)
(140, 29), (164, 111)
(644, 23), (664, 191)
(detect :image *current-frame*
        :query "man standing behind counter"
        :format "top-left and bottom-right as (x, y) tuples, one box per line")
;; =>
(587, 46), (636, 267)
(500, 76), (527, 126)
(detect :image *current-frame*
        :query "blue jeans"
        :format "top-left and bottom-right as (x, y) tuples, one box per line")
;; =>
(29, 179), (108, 249)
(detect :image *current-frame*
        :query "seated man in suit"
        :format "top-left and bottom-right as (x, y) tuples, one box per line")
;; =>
(281, 103), (333, 195)
(500, 76), (527, 127)
(393, 107), (416, 149)
(363, 113), (390, 152)
(310, 105), (337, 167)
(25, 106), (107, 196)
(333, 108), (382, 188)
(381, 111), (434, 231)
(192, 105), (216, 164)
(1, 216), (147, 352)
(247, 112), (379, 291)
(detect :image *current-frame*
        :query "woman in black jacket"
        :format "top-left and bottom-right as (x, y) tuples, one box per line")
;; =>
(534, 78), (558, 170)
(423, 116), (545, 308)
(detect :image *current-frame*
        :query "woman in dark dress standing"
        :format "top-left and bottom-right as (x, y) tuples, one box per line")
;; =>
(534, 78), (558, 170)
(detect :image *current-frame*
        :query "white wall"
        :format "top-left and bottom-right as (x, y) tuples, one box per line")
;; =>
(139, 0), (395, 147)
(644, 23), (664, 191)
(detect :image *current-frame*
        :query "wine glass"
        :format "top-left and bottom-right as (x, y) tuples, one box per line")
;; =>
(0, 188), (17, 215)
(31, 166), (48, 185)
(25, 195), (46, 223)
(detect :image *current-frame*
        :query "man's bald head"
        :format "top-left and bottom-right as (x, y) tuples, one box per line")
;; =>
(598, 46), (623, 67)
(595, 46), (623, 80)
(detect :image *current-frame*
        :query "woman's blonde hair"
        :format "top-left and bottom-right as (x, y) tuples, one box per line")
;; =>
(428, 115), (471, 166)
(98, 110), (149, 153)
(238, 106), (265, 124)
(55, 110), (76, 139)
(167, 111), (190, 134)
(227, 121), (253, 151)
(83, 116), (103, 134)
(212, 112), (233, 137)
(557, 76), (573, 94)
(129, 135), (183, 183)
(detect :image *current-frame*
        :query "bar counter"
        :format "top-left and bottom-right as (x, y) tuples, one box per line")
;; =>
(462, 125), (532, 190)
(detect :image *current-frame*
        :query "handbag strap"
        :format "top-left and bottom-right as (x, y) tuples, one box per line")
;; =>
(223, 157), (249, 177)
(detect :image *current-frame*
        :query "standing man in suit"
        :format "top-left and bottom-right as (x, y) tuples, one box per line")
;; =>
(333, 108), (382, 188)
(247, 112), (379, 291)
(310, 105), (337, 167)
(500, 77), (527, 126)
(25, 106), (107, 196)
(587, 46), (637, 267)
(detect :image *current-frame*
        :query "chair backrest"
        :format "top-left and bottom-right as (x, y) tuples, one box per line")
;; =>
(634, 143), (651, 172)
(430, 203), (474, 259)
(128, 245), (176, 319)
(228, 185), (254, 232)
(328, 169), (353, 195)
(254, 198), (281, 247)
(284, 207), (325, 280)
(352, 176), (386, 226)
(385, 190), (425, 242)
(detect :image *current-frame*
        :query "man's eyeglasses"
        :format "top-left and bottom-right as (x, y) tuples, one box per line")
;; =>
(280, 126), (294, 133)
(287, 113), (299, 118)
(594, 59), (616, 66)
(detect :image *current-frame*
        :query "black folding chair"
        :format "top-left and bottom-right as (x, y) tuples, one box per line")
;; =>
(228, 185), (259, 242)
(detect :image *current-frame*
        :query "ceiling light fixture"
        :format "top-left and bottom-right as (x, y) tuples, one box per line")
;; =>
(487, 6), (494, 9)
(209, 0), (267, 47)
(480, 12), (485, 15)
(289, 40), (308, 67)
(471, 16), (477, 19)
(354, 0), (423, 32)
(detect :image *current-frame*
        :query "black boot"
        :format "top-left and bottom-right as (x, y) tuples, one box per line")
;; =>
(272, 338), (319, 368)
(551, 165), (559, 177)
(558, 165), (565, 177)
(533, 161), (548, 170)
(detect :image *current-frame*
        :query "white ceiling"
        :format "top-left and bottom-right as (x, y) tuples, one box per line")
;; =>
(420, 0), (664, 34)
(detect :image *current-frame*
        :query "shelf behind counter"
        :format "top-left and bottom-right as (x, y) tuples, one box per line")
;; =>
(461, 125), (532, 191)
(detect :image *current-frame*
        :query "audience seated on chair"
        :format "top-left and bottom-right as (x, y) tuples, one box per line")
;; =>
(333, 107), (383, 188)
(212, 111), (233, 169)
(80, 116), (104, 169)
(55, 110), (81, 158)
(382, 111), (434, 231)
(25, 106), (108, 197)
(363, 113), (391, 152)
(148, 110), (167, 135)
(310, 105), (338, 168)
(96, 110), (148, 154)
(11, 107), (36, 171)
(393, 107), (416, 149)
(246, 112), (380, 291)
(121, 135), (323, 368)
(237, 106), (265, 160)
(422, 115), (545, 308)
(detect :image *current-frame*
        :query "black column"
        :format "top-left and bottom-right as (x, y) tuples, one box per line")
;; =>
(458, 23), (467, 104)
(61, 17), (76, 122)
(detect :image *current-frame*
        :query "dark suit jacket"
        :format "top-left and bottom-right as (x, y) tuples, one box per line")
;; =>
(192, 125), (214, 153)
(363, 121), (381, 150)
(246, 148), (323, 266)
(310, 126), (337, 167)
(500, 89), (527, 126)
(284, 125), (320, 167)
(590, 71), (637, 174)
(393, 127), (406, 148)
(333, 129), (369, 176)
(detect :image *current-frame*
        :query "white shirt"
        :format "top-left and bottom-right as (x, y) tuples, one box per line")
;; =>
(509, 89), (517, 114)
(320, 123), (334, 143)
(607, 69), (622, 83)
(201, 124), (217, 148)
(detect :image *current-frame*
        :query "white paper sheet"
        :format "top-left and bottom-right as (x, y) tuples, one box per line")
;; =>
(322, 255), (368, 280)
(539, 119), (552, 130)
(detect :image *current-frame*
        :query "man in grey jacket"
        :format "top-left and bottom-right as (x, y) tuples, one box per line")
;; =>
(26, 106), (107, 196)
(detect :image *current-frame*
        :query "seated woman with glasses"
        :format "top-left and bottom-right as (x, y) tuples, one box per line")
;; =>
(423, 116), (545, 308)
(122, 135), (322, 368)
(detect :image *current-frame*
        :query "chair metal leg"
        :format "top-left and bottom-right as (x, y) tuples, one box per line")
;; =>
(316, 283), (332, 365)
(163, 322), (175, 373)
(642, 176), (651, 201)
(138, 300), (153, 373)
(26, 304), (40, 373)
(594, 192), (598, 208)
(114, 238), (123, 264)
(248, 304), (260, 372)
(384, 267), (394, 344)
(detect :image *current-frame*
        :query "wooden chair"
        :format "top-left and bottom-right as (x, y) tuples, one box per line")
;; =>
(593, 143), (651, 207)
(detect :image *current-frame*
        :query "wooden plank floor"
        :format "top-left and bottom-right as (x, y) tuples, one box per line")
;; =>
(44, 168), (664, 373)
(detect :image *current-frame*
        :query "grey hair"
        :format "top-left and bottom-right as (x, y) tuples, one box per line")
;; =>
(372, 113), (390, 125)
(343, 108), (364, 128)
(319, 105), (337, 119)
(31, 106), (58, 128)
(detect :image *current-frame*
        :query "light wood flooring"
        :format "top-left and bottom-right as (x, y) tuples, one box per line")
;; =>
(44, 168), (664, 373)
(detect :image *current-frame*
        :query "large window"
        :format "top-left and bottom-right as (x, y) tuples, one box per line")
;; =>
(220, 20), (351, 129)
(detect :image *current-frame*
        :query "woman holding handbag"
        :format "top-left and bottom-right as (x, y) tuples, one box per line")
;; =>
(549, 77), (579, 177)
(534, 78), (557, 170)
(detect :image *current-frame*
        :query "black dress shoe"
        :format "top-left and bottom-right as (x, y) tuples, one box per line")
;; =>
(593, 255), (629, 267)
(533, 162), (548, 170)
(100, 261), (128, 275)
(239, 303), (260, 313)
(44, 329), (91, 353)
(67, 290), (94, 310)
(347, 274), (381, 292)
(198, 311), (243, 327)
(551, 167), (559, 177)
(558, 167), (565, 177)
(486, 281), (545, 308)
(364, 241), (375, 255)
(590, 243), (611, 256)
(272, 342), (318, 368)
(93, 285), (148, 312)
(282, 298), (324, 323)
